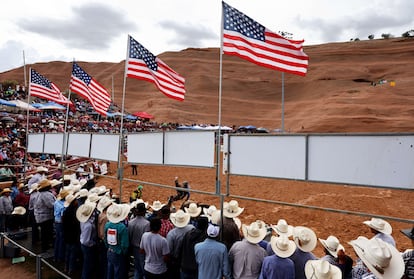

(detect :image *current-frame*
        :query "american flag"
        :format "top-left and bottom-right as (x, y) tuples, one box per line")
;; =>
(222, 2), (309, 76)
(126, 35), (185, 101)
(70, 62), (111, 116)
(29, 69), (72, 105)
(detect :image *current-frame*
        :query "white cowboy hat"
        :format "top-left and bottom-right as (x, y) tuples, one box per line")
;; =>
(319, 235), (344, 258)
(170, 209), (191, 228)
(76, 201), (96, 223)
(36, 166), (48, 173)
(50, 179), (62, 187)
(29, 183), (39, 194)
(130, 199), (148, 210)
(363, 218), (392, 235)
(202, 205), (217, 221)
(272, 219), (293, 236)
(293, 226), (317, 252)
(270, 235), (296, 258)
(12, 206), (26, 215)
(210, 209), (222, 225)
(63, 174), (72, 181)
(107, 203), (130, 224)
(242, 220), (267, 244)
(86, 193), (101, 203)
(349, 236), (404, 279)
(223, 200), (244, 218)
(305, 260), (342, 279)
(77, 188), (89, 198)
(97, 195), (114, 212)
(57, 189), (71, 201)
(64, 194), (77, 207)
(69, 179), (81, 193)
(89, 185), (109, 196)
(150, 200), (165, 211)
(184, 203), (202, 217)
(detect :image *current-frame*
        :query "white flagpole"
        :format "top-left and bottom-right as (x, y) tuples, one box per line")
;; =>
(281, 72), (285, 132)
(216, 7), (224, 196)
(61, 89), (72, 170)
(117, 35), (130, 202)
(24, 67), (32, 175)
(23, 51), (27, 90)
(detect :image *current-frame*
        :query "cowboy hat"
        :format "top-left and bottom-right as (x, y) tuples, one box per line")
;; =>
(77, 189), (89, 199)
(12, 206), (26, 215)
(87, 193), (101, 203)
(29, 183), (39, 194)
(69, 180), (81, 193)
(363, 218), (392, 235)
(18, 183), (26, 190)
(242, 220), (267, 244)
(130, 199), (148, 210)
(107, 203), (130, 224)
(223, 200), (244, 218)
(76, 201), (96, 223)
(97, 196), (114, 213)
(270, 235), (296, 258)
(37, 179), (52, 191)
(64, 194), (77, 207)
(170, 209), (191, 228)
(50, 179), (62, 187)
(304, 260), (342, 279)
(184, 202), (202, 217)
(57, 189), (71, 201)
(349, 236), (404, 279)
(319, 235), (344, 258)
(1, 187), (12, 195)
(272, 219), (293, 237)
(202, 205), (217, 221)
(63, 174), (72, 181)
(293, 226), (317, 252)
(36, 166), (48, 173)
(150, 200), (165, 211)
(233, 217), (241, 230)
(207, 223), (220, 238)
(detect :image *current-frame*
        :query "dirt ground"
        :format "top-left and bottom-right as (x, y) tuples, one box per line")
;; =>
(1, 163), (413, 278)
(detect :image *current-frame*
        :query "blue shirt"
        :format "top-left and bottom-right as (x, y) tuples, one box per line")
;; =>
(259, 254), (295, 279)
(80, 214), (97, 247)
(289, 248), (317, 279)
(54, 200), (65, 223)
(195, 238), (231, 279)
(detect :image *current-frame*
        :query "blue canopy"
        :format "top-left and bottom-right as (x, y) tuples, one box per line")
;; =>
(0, 99), (17, 107)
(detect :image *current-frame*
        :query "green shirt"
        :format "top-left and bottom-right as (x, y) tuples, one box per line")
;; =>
(104, 221), (129, 255)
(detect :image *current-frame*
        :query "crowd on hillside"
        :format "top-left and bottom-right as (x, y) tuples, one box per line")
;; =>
(0, 172), (413, 279)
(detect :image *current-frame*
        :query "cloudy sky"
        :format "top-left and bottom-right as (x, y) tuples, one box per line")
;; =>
(1, 0), (413, 73)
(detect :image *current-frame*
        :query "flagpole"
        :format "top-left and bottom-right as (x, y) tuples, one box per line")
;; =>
(23, 51), (27, 90)
(216, 7), (225, 196)
(281, 72), (285, 132)
(61, 90), (72, 171)
(111, 75), (115, 101)
(24, 67), (32, 175)
(117, 35), (130, 202)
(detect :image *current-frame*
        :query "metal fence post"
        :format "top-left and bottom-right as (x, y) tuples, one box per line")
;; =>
(0, 233), (4, 258)
(36, 255), (42, 279)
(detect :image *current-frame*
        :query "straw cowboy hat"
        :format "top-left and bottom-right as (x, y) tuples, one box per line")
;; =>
(69, 179), (82, 193)
(202, 205), (217, 221)
(363, 218), (392, 235)
(107, 203), (130, 224)
(29, 183), (39, 194)
(36, 166), (48, 173)
(223, 200), (244, 218)
(64, 194), (77, 207)
(1, 187), (12, 195)
(50, 179), (62, 187)
(242, 220), (267, 244)
(76, 201), (97, 223)
(272, 219), (294, 237)
(349, 236), (404, 279)
(37, 179), (52, 191)
(150, 200), (165, 211)
(305, 260), (341, 279)
(184, 203), (202, 217)
(97, 195), (113, 213)
(12, 206), (26, 215)
(18, 183), (26, 190)
(170, 209), (191, 228)
(57, 189), (71, 201)
(319, 235), (344, 258)
(89, 185), (110, 196)
(87, 193), (101, 203)
(293, 226), (317, 252)
(270, 235), (296, 258)
(77, 189), (89, 199)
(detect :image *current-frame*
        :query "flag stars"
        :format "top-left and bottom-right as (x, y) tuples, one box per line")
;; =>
(129, 37), (158, 71)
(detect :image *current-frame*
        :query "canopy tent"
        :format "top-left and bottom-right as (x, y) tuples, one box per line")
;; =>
(132, 111), (154, 119)
(8, 100), (40, 111)
(32, 102), (67, 110)
(0, 99), (17, 107)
